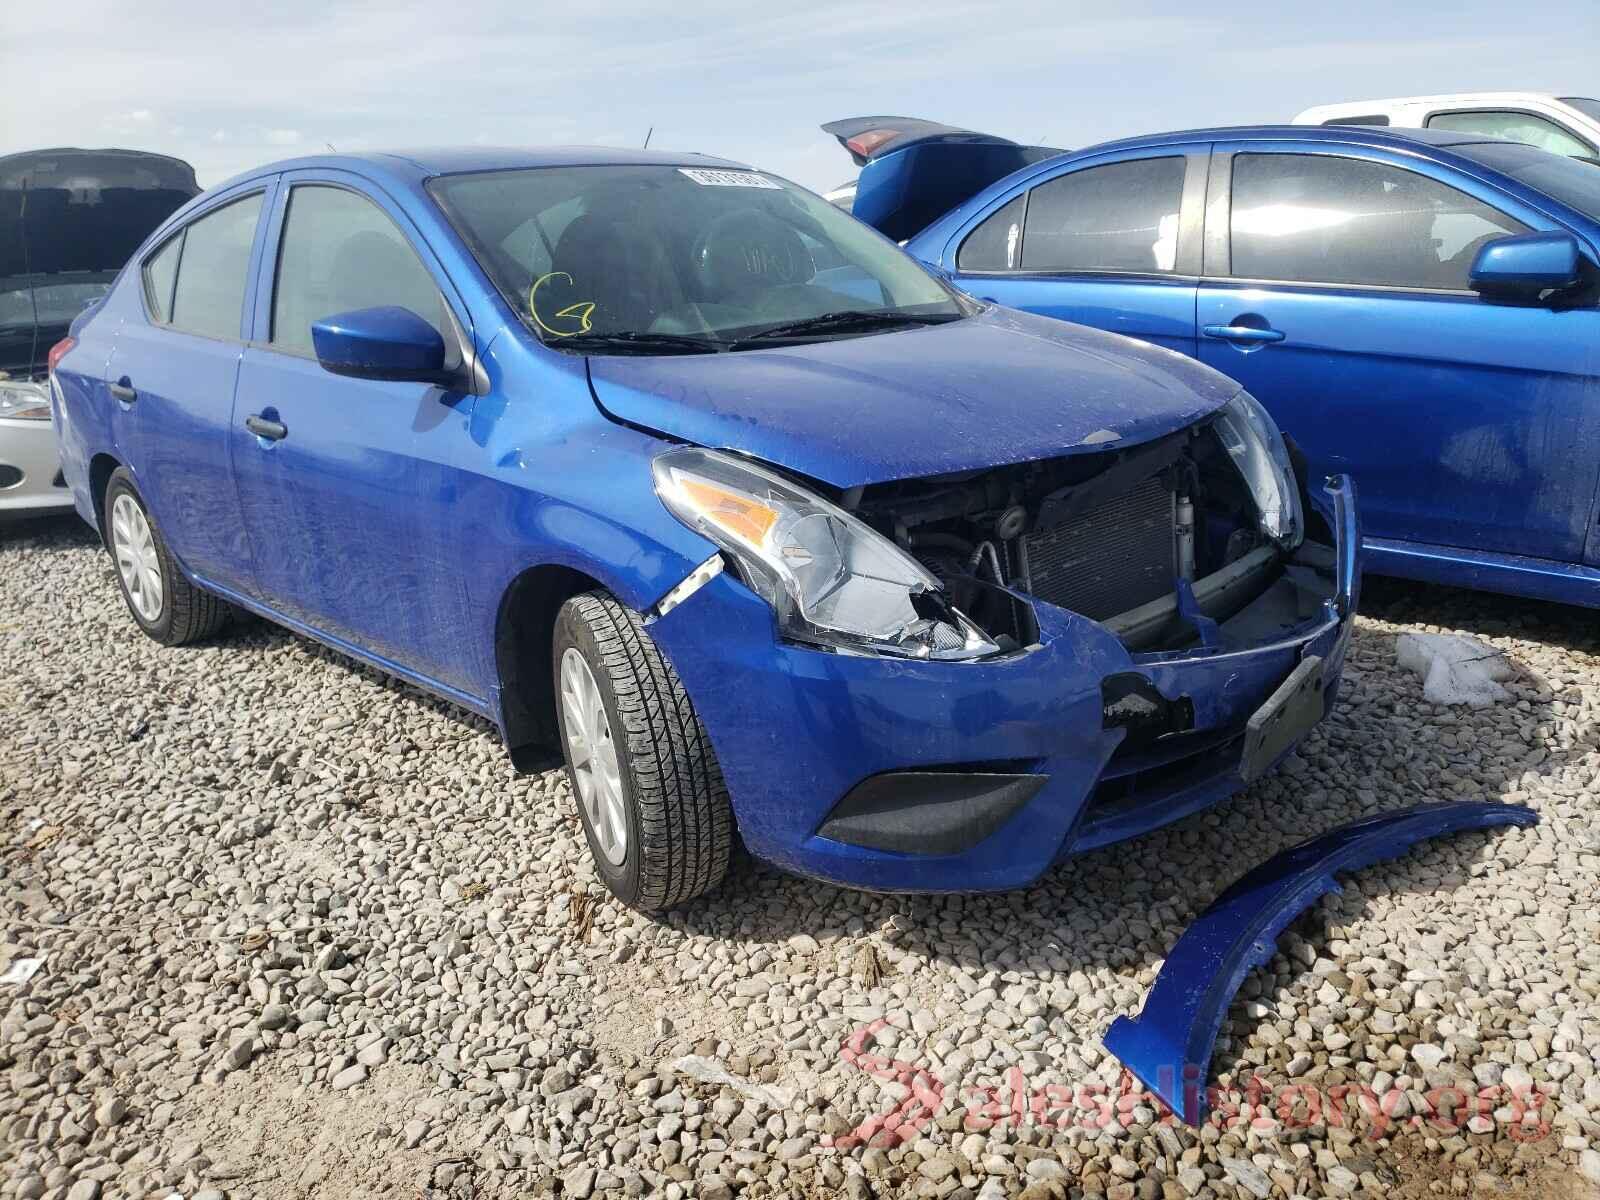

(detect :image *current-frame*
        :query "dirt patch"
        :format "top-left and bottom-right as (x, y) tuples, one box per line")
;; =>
(164, 1061), (453, 1198)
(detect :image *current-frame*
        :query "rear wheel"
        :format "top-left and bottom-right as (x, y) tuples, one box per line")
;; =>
(103, 469), (228, 645)
(552, 590), (733, 911)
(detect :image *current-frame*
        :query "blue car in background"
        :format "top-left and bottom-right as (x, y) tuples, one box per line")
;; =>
(828, 118), (1600, 609)
(49, 146), (1359, 910)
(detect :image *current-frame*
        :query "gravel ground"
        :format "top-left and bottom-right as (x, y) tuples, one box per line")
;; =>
(3, 513), (1598, 1200)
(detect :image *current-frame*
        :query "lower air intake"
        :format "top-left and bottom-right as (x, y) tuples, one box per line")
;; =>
(1023, 474), (1176, 620)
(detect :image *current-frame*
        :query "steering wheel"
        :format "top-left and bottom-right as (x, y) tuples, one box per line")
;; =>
(691, 210), (814, 300)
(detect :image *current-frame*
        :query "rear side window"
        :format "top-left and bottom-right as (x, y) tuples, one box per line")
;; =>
(960, 195), (1024, 272)
(957, 195), (1027, 271)
(1321, 114), (1391, 127)
(1228, 153), (1527, 290)
(1425, 110), (1593, 158)
(168, 195), (263, 340)
(142, 234), (182, 322)
(1020, 158), (1186, 273)
(271, 185), (446, 356)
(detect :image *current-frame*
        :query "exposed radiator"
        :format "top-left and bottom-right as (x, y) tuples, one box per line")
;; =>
(1021, 475), (1176, 620)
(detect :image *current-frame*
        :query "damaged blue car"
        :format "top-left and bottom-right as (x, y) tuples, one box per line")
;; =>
(51, 146), (1359, 912)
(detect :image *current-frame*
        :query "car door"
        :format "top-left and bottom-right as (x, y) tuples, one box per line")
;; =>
(108, 182), (274, 591)
(1196, 141), (1600, 566)
(230, 172), (482, 693)
(942, 147), (1207, 356)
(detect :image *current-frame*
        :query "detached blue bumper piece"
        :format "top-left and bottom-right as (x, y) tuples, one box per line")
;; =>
(1102, 801), (1539, 1126)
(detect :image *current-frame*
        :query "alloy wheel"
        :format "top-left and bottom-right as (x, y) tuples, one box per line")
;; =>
(559, 646), (628, 866)
(110, 492), (163, 623)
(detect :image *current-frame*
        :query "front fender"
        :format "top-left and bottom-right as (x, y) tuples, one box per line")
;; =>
(1102, 801), (1537, 1126)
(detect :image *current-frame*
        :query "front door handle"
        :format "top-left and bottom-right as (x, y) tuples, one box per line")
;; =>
(245, 414), (287, 441)
(1202, 323), (1285, 344)
(109, 379), (136, 403)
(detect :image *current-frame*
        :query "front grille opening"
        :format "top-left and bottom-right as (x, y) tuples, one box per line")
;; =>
(851, 422), (1306, 655)
(1022, 474), (1175, 620)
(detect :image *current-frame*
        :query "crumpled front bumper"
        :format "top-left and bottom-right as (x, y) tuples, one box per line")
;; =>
(1102, 801), (1538, 1125)
(646, 476), (1361, 893)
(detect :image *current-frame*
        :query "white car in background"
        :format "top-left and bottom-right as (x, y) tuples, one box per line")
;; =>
(1294, 92), (1600, 161)
(1, 148), (197, 518)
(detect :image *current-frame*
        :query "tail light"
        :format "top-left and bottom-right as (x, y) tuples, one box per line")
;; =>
(845, 129), (898, 160)
(47, 336), (76, 376)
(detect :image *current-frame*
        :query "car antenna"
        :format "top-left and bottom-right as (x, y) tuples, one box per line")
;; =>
(642, 127), (653, 149)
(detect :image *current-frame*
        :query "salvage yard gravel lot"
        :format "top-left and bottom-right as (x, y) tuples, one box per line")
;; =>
(3, 514), (1599, 1200)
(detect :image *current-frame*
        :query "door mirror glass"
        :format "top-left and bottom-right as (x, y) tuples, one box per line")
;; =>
(1470, 231), (1583, 300)
(311, 305), (448, 381)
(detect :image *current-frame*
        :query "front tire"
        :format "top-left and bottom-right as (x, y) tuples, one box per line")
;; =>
(552, 591), (733, 911)
(103, 468), (228, 646)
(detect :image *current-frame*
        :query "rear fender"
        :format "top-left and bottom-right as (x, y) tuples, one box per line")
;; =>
(1102, 801), (1538, 1125)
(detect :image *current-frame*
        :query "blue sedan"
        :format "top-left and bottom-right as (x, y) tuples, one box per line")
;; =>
(49, 146), (1358, 909)
(829, 118), (1600, 609)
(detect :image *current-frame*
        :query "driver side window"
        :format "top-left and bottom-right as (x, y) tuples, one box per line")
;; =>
(1228, 154), (1529, 289)
(1425, 110), (1593, 159)
(271, 185), (448, 356)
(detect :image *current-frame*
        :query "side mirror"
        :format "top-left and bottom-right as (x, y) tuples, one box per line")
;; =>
(1470, 231), (1583, 301)
(311, 306), (448, 382)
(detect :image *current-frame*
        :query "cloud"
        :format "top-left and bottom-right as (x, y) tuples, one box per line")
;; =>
(264, 129), (302, 146)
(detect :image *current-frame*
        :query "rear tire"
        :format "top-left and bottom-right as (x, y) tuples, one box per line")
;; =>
(103, 468), (228, 646)
(552, 590), (733, 911)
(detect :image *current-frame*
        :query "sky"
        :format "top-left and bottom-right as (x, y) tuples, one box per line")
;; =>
(4, 1), (1598, 192)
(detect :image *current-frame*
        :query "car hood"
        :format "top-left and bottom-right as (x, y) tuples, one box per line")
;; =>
(586, 306), (1239, 488)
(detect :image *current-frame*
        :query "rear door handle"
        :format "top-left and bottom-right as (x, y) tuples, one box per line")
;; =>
(245, 414), (287, 441)
(1202, 323), (1285, 344)
(109, 380), (136, 402)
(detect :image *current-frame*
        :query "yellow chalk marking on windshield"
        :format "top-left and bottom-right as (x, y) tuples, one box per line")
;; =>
(529, 271), (595, 337)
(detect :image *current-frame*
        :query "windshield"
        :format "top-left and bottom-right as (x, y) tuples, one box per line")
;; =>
(428, 164), (962, 352)
(1560, 97), (1600, 123)
(0, 275), (114, 331)
(1457, 142), (1600, 221)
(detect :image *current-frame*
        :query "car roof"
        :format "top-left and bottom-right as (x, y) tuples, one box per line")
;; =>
(1075, 123), (1505, 154)
(210, 145), (754, 192)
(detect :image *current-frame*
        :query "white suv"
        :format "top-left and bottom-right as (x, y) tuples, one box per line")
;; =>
(1293, 92), (1600, 161)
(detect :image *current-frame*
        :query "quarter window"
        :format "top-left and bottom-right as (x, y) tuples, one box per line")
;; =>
(957, 195), (1027, 272)
(1425, 110), (1593, 158)
(142, 233), (182, 322)
(167, 194), (263, 340)
(1228, 154), (1528, 290)
(271, 185), (447, 356)
(1020, 158), (1186, 274)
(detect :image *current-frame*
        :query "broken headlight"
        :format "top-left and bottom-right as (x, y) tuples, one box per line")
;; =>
(1214, 391), (1302, 550)
(653, 447), (998, 660)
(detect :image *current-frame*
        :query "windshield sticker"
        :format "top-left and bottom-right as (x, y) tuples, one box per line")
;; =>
(528, 271), (596, 338)
(678, 168), (782, 189)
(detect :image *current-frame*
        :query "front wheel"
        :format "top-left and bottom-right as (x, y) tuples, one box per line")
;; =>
(552, 591), (733, 911)
(103, 468), (228, 645)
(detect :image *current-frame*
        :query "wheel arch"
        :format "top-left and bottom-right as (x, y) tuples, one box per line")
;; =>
(88, 451), (123, 544)
(492, 561), (615, 770)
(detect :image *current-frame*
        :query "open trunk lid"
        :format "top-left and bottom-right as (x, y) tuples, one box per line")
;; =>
(821, 116), (1064, 242)
(1, 148), (198, 375)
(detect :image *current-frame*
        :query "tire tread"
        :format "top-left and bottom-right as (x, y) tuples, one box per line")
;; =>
(564, 591), (732, 910)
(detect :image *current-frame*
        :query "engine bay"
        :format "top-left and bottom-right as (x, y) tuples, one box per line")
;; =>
(837, 417), (1338, 655)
